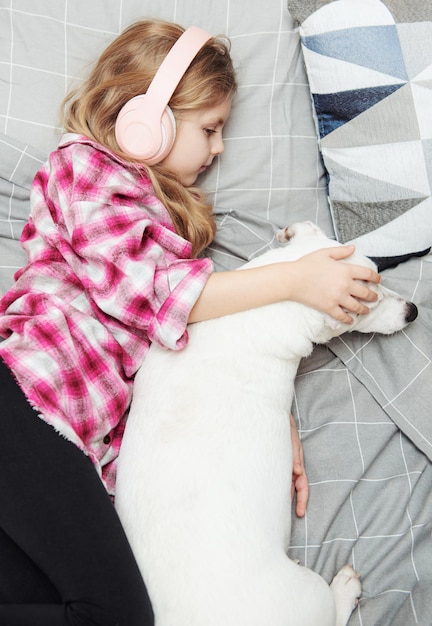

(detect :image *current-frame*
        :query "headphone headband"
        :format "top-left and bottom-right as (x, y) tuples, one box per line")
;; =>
(115, 26), (212, 163)
(146, 26), (212, 112)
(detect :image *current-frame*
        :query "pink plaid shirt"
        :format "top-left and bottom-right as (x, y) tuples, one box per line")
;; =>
(0, 134), (213, 495)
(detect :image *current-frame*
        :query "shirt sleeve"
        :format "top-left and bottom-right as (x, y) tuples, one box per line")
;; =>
(66, 205), (213, 351)
(28, 143), (214, 352)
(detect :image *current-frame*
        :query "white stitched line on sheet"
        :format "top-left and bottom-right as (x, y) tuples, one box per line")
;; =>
(299, 421), (396, 436)
(5, 2), (14, 135)
(0, 139), (45, 168)
(309, 471), (423, 486)
(0, 7), (117, 36)
(63, 1), (68, 95)
(211, 0), (230, 208)
(295, 366), (347, 379)
(336, 335), (432, 441)
(8, 145), (27, 183)
(0, 61), (81, 83)
(205, 248), (238, 262)
(0, 115), (62, 133)
(210, 151), (222, 207)
(410, 591), (419, 624)
(225, 0), (230, 37)
(399, 432), (421, 584)
(410, 257), (423, 302)
(222, 134), (319, 141)
(291, 521), (426, 551)
(208, 0), (232, 208)
(7, 182), (15, 239)
(384, 361), (430, 408)
(265, 0), (284, 220)
(331, 524), (425, 544)
(346, 367), (365, 474)
(350, 490), (360, 541)
(337, 333), (375, 363)
(118, 0), (123, 33)
(225, 215), (273, 242)
(247, 240), (278, 260)
(302, 510), (309, 569)
(207, 186), (325, 193)
(363, 589), (419, 623)
(384, 388), (432, 450)
(399, 327), (432, 365)
(230, 30), (294, 40)
(338, 324), (431, 369)
(238, 81), (310, 88)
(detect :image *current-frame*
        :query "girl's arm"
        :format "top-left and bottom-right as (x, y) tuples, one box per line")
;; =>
(189, 245), (381, 324)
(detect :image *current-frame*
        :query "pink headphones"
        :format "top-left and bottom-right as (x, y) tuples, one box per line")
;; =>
(115, 26), (212, 164)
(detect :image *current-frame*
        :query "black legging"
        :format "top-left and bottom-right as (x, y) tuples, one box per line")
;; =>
(0, 358), (154, 625)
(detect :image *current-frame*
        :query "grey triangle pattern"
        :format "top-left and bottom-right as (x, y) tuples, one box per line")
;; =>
(325, 156), (428, 203)
(321, 84), (420, 150)
(332, 198), (424, 242)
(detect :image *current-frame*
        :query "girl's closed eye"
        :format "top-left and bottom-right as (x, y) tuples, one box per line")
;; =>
(205, 128), (217, 135)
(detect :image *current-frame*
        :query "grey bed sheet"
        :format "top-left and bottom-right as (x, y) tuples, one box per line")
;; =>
(292, 334), (432, 626)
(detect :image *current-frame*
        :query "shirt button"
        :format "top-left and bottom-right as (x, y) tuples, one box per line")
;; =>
(103, 434), (111, 445)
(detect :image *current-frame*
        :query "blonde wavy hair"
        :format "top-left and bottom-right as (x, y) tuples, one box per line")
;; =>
(61, 20), (237, 257)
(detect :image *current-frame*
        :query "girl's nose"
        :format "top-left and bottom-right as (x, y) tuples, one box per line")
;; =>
(211, 135), (224, 155)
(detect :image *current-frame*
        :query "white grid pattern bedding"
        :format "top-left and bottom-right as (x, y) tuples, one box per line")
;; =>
(1, 1), (432, 624)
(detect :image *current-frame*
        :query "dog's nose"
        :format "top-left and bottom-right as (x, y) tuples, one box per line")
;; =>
(405, 302), (418, 323)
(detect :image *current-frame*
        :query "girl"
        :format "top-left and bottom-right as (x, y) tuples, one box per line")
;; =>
(0, 19), (380, 625)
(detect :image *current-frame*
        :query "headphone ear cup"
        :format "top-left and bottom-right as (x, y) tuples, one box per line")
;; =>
(115, 95), (176, 164)
(148, 106), (176, 165)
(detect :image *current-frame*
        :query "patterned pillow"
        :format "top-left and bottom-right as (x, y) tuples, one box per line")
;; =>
(287, 0), (432, 269)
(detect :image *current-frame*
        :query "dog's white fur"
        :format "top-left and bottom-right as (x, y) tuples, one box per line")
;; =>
(116, 222), (417, 626)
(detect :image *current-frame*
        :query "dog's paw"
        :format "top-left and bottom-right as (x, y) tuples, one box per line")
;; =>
(330, 564), (361, 626)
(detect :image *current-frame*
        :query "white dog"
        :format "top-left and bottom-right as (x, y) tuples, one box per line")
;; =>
(116, 222), (418, 626)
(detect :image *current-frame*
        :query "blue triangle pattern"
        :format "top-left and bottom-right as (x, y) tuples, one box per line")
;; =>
(303, 25), (408, 80)
(313, 84), (405, 138)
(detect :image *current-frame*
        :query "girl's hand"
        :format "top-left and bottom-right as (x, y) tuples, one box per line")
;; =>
(290, 413), (308, 517)
(289, 245), (381, 325)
